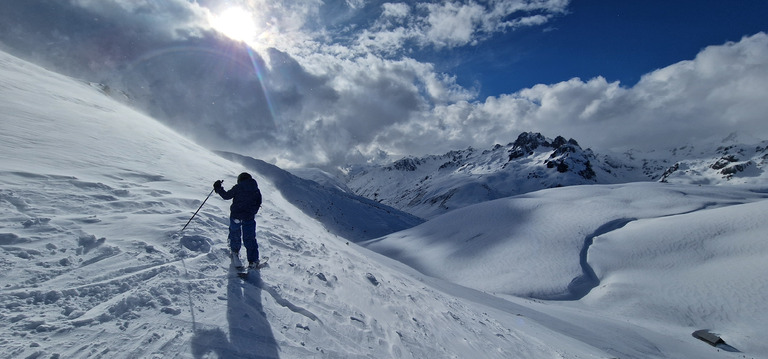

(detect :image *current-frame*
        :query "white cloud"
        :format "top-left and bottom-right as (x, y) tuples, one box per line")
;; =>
(69, 0), (211, 39)
(418, 0), (567, 47)
(381, 2), (410, 18)
(345, 0), (367, 9)
(328, 32), (768, 161)
(422, 2), (486, 48)
(2, 1), (765, 170)
(349, 0), (569, 55)
(423, 32), (768, 154)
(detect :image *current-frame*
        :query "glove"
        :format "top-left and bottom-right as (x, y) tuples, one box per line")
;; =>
(213, 180), (223, 190)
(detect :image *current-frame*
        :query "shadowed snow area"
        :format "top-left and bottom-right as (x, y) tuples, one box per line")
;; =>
(216, 151), (424, 242)
(3, 49), (768, 358)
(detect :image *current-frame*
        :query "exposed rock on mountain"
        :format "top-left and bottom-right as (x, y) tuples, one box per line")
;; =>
(660, 142), (768, 184)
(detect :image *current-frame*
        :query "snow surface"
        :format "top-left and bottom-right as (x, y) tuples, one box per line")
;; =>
(2, 49), (768, 359)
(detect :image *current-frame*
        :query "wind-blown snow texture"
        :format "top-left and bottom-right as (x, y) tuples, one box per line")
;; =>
(2, 49), (768, 359)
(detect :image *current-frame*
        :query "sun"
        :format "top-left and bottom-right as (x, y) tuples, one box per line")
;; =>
(210, 6), (258, 43)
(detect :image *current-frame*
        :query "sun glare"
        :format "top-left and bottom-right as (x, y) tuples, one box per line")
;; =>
(210, 6), (258, 43)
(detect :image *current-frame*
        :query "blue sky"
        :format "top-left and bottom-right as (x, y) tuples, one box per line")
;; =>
(426, 0), (768, 97)
(1, 0), (767, 169)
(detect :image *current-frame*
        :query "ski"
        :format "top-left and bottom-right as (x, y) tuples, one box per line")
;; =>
(252, 256), (269, 270)
(232, 255), (268, 279)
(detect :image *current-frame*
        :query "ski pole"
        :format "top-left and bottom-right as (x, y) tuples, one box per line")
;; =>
(180, 183), (219, 233)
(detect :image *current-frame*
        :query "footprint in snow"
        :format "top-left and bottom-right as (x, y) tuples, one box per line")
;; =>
(179, 235), (213, 253)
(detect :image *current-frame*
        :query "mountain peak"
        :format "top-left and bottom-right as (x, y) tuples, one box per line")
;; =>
(508, 132), (581, 160)
(387, 157), (422, 172)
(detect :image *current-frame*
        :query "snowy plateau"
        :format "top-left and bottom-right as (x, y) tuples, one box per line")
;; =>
(2, 49), (768, 359)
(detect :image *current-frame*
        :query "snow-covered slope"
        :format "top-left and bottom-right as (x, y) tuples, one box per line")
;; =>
(3, 49), (768, 359)
(0, 49), (604, 359)
(363, 183), (768, 298)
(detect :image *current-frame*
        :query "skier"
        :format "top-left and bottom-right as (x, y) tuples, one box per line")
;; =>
(214, 172), (262, 269)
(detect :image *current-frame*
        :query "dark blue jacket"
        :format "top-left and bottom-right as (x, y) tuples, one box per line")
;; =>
(215, 178), (262, 220)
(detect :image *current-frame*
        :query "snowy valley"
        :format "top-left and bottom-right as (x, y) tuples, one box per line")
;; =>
(2, 48), (768, 359)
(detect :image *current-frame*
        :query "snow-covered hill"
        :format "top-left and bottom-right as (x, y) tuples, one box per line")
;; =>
(343, 132), (768, 219)
(364, 183), (768, 298)
(3, 49), (768, 359)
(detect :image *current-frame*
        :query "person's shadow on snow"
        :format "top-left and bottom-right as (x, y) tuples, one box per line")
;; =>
(191, 268), (279, 359)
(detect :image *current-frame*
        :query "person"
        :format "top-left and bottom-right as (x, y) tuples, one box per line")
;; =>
(214, 172), (262, 268)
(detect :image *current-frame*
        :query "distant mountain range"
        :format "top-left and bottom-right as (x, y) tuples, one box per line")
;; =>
(329, 132), (768, 219)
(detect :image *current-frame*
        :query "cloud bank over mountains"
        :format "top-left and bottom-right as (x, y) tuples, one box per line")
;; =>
(1, 1), (766, 169)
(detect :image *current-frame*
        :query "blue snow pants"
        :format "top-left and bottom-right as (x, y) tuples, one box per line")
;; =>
(229, 217), (259, 262)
